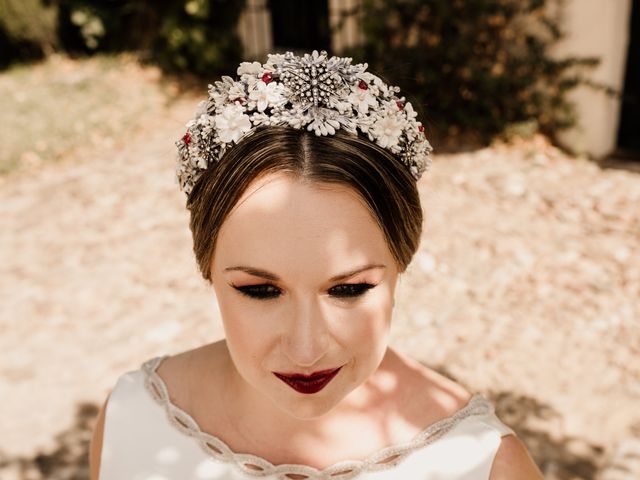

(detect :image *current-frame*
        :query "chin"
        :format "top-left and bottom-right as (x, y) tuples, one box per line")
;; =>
(267, 372), (362, 420)
(273, 394), (344, 420)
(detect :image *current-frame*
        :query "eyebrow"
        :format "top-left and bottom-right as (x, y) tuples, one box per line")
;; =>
(223, 264), (387, 282)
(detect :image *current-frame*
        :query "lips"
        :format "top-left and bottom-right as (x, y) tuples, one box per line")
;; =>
(273, 367), (343, 394)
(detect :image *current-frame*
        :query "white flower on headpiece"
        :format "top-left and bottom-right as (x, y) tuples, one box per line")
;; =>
(348, 85), (378, 114)
(404, 101), (418, 120)
(214, 104), (252, 143)
(266, 53), (286, 68)
(196, 113), (216, 137)
(250, 112), (271, 127)
(193, 155), (207, 169)
(269, 109), (304, 129)
(305, 108), (342, 136)
(227, 82), (247, 104)
(194, 100), (208, 117)
(360, 72), (384, 95)
(333, 99), (352, 115)
(237, 61), (262, 76)
(372, 114), (404, 149)
(354, 114), (375, 134)
(248, 81), (286, 112)
(209, 77), (236, 110)
(307, 116), (341, 136)
(382, 98), (402, 114)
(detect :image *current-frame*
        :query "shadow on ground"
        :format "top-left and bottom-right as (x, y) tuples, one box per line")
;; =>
(0, 402), (97, 480)
(0, 386), (607, 480)
(489, 391), (604, 479)
(598, 151), (640, 174)
(429, 363), (606, 480)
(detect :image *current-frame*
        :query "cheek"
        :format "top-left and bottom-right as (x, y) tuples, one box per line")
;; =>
(217, 295), (276, 369)
(332, 290), (393, 355)
(215, 282), (395, 367)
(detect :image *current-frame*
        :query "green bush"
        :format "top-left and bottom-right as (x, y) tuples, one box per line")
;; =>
(0, 0), (57, 67)
(56, 0), (245, 74)
(341, 0), (601, 146)
(154, 0), (246, 74)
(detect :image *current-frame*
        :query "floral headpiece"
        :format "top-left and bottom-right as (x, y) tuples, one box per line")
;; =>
(175, 50), (433, 196)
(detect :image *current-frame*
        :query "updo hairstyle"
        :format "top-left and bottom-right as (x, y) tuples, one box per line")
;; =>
(186, 126), (423, 283)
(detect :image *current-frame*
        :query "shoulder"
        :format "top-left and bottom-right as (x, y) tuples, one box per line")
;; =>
(489, 433), (545, 479)
(380, 348), (542, 480)
(154, 341), (228, 412)
(382, 348), (474, 422)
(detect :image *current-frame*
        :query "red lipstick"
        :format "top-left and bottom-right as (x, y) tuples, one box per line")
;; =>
(273, 367), (342, 394)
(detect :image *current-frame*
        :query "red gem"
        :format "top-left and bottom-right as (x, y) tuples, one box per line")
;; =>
(182, 132), (191, 145)
(396, 100), (404, 111)
(358, 80), (368, 90)
(418, 125), (425, 133)
(262, 72), (273, 84)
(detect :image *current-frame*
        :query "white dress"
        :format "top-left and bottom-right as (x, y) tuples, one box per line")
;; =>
(98, 355), (516, 480)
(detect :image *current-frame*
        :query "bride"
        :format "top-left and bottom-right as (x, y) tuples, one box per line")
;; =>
(89, 50), (544, 480)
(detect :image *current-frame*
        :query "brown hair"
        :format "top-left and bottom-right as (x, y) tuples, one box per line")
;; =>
(186, 126), (423, 282)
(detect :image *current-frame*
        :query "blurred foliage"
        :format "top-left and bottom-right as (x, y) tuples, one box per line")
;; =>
(56, 0), (245, 74)
(341, 0), (602, 146)
(153, 0), (246, 74)
(1, 0), (611, 145)
(0, 0), (58, 67)
(0, 0), (245, 74)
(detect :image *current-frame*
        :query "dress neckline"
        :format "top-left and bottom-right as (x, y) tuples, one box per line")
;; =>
(140, 354), (495, 480)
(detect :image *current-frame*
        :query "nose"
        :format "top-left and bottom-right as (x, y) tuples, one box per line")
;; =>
(281, 297), (331, 368)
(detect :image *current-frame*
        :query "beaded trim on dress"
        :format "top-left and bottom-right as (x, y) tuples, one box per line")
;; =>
(141, 355), (496, 480)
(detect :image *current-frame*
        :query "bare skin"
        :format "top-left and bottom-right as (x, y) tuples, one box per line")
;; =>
(90, 171), (544, 478)
(154, 340), (473, 468)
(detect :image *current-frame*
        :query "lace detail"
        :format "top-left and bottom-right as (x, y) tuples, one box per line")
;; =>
(141, 355), (495, 480)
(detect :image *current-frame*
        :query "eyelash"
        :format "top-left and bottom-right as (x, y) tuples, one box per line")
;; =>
(232, 283), (376, 300)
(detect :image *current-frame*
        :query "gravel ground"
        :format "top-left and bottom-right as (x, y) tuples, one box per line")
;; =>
(1, 87), (638, 479)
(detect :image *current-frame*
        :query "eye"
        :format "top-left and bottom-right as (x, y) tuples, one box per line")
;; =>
(329, 283), (376, 298)
(232, 283), (376, 301)
(233, 284), (282, 300)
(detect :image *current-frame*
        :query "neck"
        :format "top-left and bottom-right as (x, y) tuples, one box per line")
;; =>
(218, 345), (387, 450)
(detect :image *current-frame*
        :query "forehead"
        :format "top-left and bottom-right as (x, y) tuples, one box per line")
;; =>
(213, 172), (393, 277)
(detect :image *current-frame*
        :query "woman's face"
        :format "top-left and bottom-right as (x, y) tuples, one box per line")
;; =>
(210, 171), (399, 419)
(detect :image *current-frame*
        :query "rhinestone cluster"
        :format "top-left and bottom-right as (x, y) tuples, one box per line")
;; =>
(279, 51), (351, 109)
